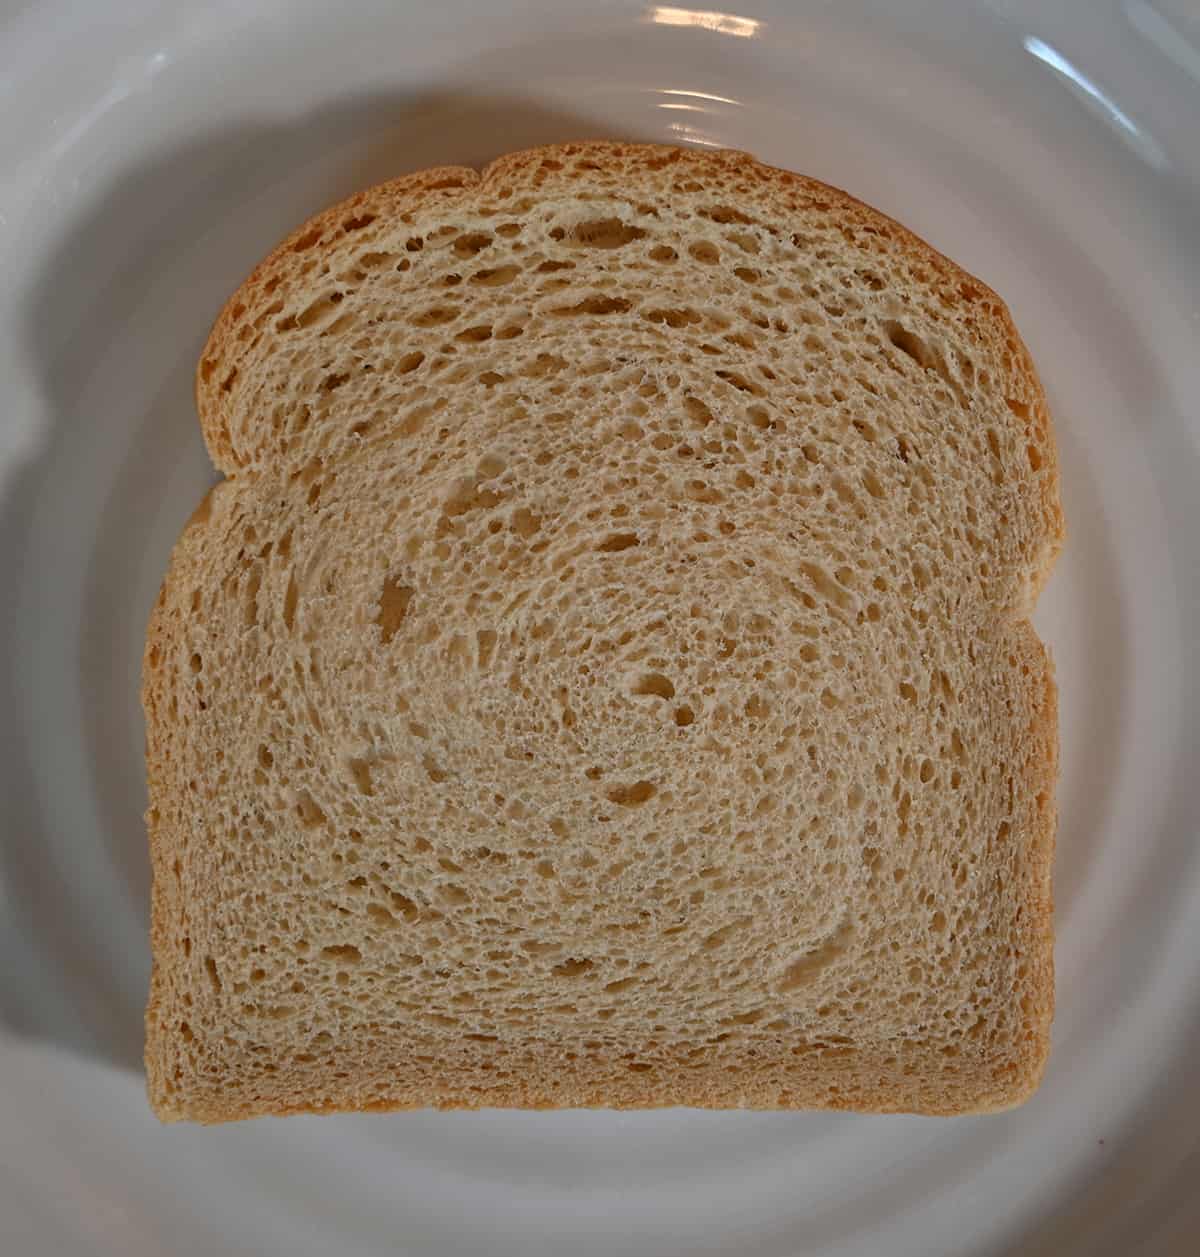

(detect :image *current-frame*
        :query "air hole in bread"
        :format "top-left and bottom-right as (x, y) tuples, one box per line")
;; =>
(357, 250), (395, 269)
(203, 957), (221, 992)
(456, 323), (493, 343)
(596, 532), (639, 553)
(685, 479), (723, 505)
(883, 322), (964, 409)
(511, 508), (541, 539)
(704, 917), (750, 949)
(799, 562), (855, 611)
(744, 694), (770, 720)
(551, 958), (594, 978)
(643, 306), (702, 328)
(476, 629), (498, 669)
(716, 370), (765, 397)
(289, 291), (344, 331)
(453, 232), (493, 257)
(366, 903), (401, 928)
(291, 227), (322, 252)
(242, 565), (263, 627)
(606, 781), (656, 807)
(682, 396), (715, 427)
(470, 264), (521, 286)
(604, 976), (637, 993)
(565, 217), (647, 248)
(701, 204), (755, 226)
(295, 792), (326, 828)
(779, 918), (854, 990)
(348, 758), (374, 796)
(550, 294), (632, 318)
(376, 577), (414, 644)
(282, 571), (299, 631)
(852, 418), (877, 442)
(744, 405), (769, 431)
(411, 305), (460, 328)
(727, 230), (760, 255)
(632, 672), (675, 700)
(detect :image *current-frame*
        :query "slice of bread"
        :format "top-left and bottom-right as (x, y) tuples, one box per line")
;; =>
(143, 141), (1062, 1122)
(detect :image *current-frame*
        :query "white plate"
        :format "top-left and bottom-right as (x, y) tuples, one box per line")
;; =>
(2, 1), (1198, 1253)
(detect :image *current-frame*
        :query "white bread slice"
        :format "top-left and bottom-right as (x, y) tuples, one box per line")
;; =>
(144, 141), (1062, 1122)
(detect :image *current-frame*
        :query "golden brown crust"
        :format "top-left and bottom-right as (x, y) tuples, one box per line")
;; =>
(149, 141), (1063, 1123)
